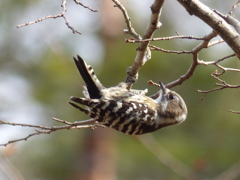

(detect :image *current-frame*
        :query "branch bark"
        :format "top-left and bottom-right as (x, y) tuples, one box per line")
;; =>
(125, 0), (165, 87)
(0, 118), (104, 146)
(177, 0), (240, 57)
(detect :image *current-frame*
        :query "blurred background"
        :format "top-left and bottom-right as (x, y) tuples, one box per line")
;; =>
(0, 0), (240, 179)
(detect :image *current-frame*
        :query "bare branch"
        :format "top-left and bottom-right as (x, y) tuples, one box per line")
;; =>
(197, 73), (240, 102)
(166, 30), (218, 89)
(149, 44), (191, 54)
(125, 35), (204, 43)
(125, 0), (165, 88)
(0, 119), (53, 130)
(198, 86), (225, 102)
(17, 0), (66, 28)
(112, 0), (140, 39)
(1, 131), (46, 147)
(203, 53), (235, 65)
(208, 39), (225, 47)
(73, 0), (98, 12)
(213, 10), (240, 34)
(62, 15), (82, 34)
(146, 28), (238, 103)
(198, 53), (237, 76)
(16, 0), (97, 34)
(147, 80), (161, 87)
(0, 118), (105, 146)
(229, 0), (240, 15)
(146, 31), (219, 98)
(177, 0), (240, 57)
(229, 109), (240, 114)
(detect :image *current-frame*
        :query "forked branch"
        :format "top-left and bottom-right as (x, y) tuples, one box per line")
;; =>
(17, 0), (97, 34)
(0, 118), (104, 146)
(177, 0), (240, 57)
(198, 72), (240, 102)
(112, 0), (165, 87)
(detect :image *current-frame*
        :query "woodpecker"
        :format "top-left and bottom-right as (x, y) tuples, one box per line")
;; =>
(69, 55), (187, 135)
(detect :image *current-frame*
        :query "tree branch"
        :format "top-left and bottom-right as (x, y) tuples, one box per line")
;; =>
(198, 54), (237, 76)
(16, 0), (97, 34)
(0, 118), (105, 146)
(125, 0), (165, 88)
(177, 0), (240, 57)
(73, 0), (98, 12)
(148, 30), (219, 100)
(112, 0), (141, 39)
(125, 35), (205, 43)
(229, 0), (240, 15)
(229, 109), (240, 114)
(165, 30), (218, 88)
(197, 72), (240, 102)
(149, 44), (191, 54)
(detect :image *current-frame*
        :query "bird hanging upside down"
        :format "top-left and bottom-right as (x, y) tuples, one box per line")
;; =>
(69, 55), (187, 135)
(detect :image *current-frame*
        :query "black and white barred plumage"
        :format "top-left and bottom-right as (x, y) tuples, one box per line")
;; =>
(69, 55), (188, 135)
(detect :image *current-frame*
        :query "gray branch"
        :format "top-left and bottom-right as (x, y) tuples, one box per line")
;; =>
(177, 0), (240, 57)
(125, 0), (165, 87)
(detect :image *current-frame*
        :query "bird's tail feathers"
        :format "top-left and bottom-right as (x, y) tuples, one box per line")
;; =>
(73, 55), (104, 99)
(68, 101), (89, 115)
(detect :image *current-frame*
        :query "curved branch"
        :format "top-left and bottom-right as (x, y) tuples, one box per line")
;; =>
(125, 0), (165, 86)
(177, 0), (240, 57)
(148, 30), (219, 100)
(112, 0), (140, 39)
(73, 0), (98, 12)
(0, 118), (104, 146)
(197, 72), (240, 101)
(17, 0), (97, 34)
(229, 109), (240, 114)
(166, 31), (217, 88)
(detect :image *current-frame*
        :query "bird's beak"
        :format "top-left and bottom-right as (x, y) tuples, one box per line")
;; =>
(159, 81), (167, 94)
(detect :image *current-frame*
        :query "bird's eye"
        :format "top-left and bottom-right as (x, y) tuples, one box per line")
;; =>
(169, 94), (174, 100)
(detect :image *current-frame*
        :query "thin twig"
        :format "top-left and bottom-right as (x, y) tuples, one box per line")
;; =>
(125, 35), (204, 43)
(149, 45), (191, 54)
(123, 0), (165, 88)
(112, 0), (140, 39)
(147, 80), (160, 87)
(0, 118), (104, 146)
(197, 73), (240, 102)
(0, 119), (53, 130)
(111, 0), (144, 88)
(208, 39), (225, 47)
(165, 31), (218, 89)
(229, 109), (240, 114)
(17, 0), (83, 34)
(198, 54), (237, 76)
(73, 0), (98, 12)
(198, 86), (225, 102)
(214, 54), (236, 64)
(177, 0), (240, 57)
(229, 0), (240, 15)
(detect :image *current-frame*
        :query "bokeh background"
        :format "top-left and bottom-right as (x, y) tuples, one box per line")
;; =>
(0, 0), (240, 179)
